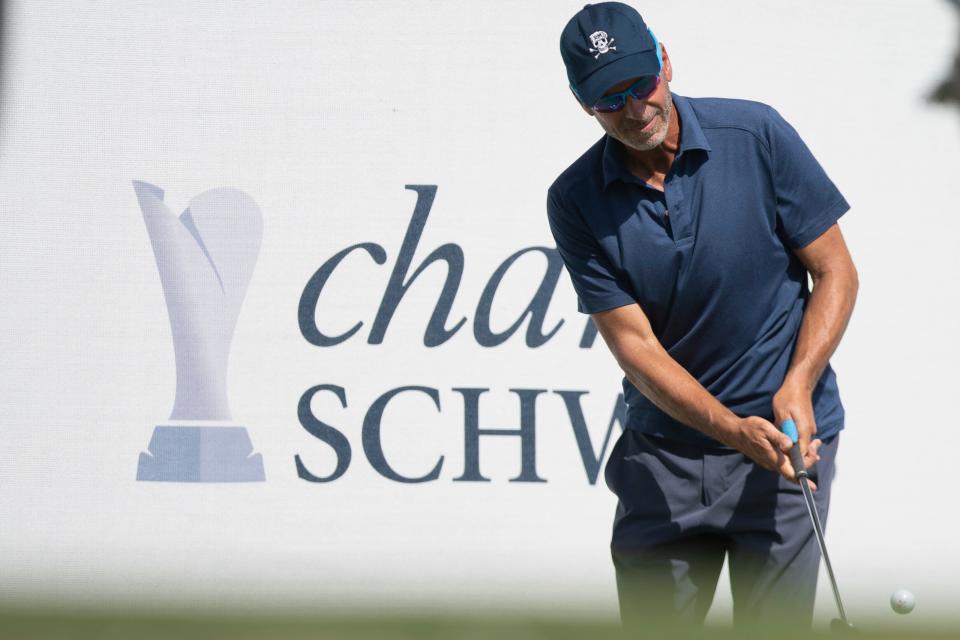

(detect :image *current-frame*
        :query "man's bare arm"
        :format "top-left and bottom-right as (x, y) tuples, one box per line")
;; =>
(772, 223), (858, 464)
(592, 303), (799, 481)
(784, 223), (859, 393)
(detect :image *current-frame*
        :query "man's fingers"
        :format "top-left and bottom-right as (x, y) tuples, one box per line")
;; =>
(765, 423), (794, 453)
(758, 443), (780, 472)
(802, 438), (822, 468)
(777, 455), (796, 483)
(757, 440), (785, 473)
(770, 437), (795, 482)
(762, 427), (798, 482)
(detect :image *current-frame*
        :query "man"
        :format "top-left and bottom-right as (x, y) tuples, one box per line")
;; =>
(547, 2), (859, 629)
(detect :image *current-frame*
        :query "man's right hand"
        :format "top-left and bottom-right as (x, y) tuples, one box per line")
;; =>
(728, 416), (818, 490)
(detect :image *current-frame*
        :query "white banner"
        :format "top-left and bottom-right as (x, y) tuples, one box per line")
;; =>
(1, 0), (958, 626)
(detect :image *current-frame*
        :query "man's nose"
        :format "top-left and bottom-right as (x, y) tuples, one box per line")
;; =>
(623, 94), (649, 119)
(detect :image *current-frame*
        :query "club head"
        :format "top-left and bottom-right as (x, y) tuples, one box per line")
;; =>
(830, 618), (858, 633)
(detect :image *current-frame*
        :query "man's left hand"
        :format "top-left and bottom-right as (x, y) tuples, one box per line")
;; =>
(772, 379), (821, 476)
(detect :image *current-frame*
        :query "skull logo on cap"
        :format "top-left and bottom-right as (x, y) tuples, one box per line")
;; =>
(588, 30), (617, 59)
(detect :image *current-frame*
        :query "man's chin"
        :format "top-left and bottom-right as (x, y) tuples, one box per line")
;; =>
(614, 112), (666, 149)
(622, 130), (666, 151)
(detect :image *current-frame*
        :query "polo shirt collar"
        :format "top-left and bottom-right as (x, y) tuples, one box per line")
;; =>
(601, 93), (712, 189)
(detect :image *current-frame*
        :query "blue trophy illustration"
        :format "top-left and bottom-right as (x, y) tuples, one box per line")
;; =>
(133, 180), (265, 482)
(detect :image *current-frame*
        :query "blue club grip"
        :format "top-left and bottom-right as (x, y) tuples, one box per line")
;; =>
(780, 419), (808, 479)
(781, 418), (799, 444)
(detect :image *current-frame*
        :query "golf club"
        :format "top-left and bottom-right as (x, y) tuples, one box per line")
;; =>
(781, 419), (856, 633)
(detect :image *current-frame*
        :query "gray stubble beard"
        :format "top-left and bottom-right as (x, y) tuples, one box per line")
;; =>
(620, 83), (674, 152)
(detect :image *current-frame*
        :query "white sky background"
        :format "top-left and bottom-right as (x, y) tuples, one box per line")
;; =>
(0, 0), (958, 630)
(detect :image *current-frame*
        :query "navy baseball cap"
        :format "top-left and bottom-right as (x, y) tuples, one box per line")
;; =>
(560, 2), (661, 107)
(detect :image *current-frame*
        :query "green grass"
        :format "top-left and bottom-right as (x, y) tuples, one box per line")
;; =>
(0, 607), (955, 640)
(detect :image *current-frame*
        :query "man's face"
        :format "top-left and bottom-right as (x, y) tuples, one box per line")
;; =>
(581, 44), (675, 152)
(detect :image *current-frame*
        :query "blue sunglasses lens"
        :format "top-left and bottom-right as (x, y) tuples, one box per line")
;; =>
(593, 95), (626, 113)
(593, 75), (659, 113)
(629, 76), (659, 100)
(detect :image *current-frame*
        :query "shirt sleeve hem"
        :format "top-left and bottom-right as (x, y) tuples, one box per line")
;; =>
(577, 294), (636, 315)
(788, 197), (851, 249)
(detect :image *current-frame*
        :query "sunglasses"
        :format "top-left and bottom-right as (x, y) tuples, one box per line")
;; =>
(592, 74), (661, 113)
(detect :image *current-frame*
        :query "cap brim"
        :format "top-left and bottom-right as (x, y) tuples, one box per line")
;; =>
(578, 51), (661, 107)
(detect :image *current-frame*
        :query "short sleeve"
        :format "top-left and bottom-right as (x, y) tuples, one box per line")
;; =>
(765, 106), (850, 249)
(546, 187), (636, 314)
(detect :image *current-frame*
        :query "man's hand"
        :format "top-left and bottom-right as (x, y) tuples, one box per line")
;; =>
(772, 379), (822, 478)
(728, 416), (818, 490)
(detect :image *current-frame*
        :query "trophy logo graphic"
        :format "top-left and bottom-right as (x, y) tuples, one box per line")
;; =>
(133, 180), (265, 482)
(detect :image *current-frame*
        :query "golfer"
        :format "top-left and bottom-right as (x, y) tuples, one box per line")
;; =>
(546, 2), (859, 628)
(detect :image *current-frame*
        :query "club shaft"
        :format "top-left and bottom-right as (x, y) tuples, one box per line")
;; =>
(798, 475), (848, 623)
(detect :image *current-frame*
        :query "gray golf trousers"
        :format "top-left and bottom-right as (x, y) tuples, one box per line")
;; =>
(604, 429), (839, 629)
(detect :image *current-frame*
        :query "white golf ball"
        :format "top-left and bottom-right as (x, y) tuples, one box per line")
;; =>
(890, 589), (915, 614)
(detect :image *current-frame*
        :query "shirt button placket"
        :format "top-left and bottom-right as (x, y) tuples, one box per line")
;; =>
(664, 177), (691, 245)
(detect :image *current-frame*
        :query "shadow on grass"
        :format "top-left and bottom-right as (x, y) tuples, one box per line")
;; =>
(0, 606), (957, 640)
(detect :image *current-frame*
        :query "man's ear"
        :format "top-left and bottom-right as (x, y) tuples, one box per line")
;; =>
(570, 87), (594, 115)
(660, 43), (673, 83)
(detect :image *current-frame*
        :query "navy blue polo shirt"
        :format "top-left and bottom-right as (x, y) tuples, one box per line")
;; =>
(547, 94), (849, 447)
